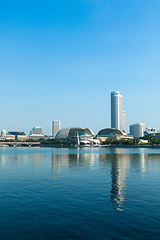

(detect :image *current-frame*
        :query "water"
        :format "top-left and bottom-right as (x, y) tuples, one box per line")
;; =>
(0, 147), (160, 239)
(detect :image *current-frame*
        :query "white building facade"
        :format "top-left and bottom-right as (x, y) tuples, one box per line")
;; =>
(52, 121), (60, 137)
(130, 123), (145, 137)
(111, 91), (125, 132)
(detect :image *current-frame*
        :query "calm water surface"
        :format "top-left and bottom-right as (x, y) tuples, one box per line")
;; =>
(0, 147), (160, 239)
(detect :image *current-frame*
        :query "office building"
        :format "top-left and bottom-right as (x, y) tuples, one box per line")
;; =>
(31, 126), (42, 135)
(29, 126), (44, 139)
(130, 123), (145, 137)
(111, 91), (125, 132)
(52, 121), (60, 138)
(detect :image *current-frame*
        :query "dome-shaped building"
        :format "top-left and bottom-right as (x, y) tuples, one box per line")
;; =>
(97, 128), (123, 137)
(96, 128), (123, 141)
(1, 129), (6, 137)
(55, 127), (94, 140)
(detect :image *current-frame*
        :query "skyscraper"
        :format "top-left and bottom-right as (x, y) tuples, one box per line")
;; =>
(121, 110), (125, 133)
(111, 91), (125, 132)
(52, 121), (60, 137)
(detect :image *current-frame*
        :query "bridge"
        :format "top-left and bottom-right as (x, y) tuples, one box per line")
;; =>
(0, 142), (40, 147)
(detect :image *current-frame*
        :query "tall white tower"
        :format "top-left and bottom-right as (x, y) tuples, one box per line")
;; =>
(111, 91), (125, 132)
(52, 121), (60, 137)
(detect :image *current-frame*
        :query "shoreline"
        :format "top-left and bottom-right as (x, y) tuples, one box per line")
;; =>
(0, 144), (160, 148)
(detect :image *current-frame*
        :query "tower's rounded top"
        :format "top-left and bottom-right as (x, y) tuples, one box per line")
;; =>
(111, 91), (122, 96)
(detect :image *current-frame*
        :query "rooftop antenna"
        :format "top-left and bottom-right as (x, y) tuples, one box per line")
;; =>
(16, 121), (18, 131)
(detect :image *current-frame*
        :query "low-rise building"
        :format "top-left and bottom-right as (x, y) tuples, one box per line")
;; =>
(144, 127), (160, 136)
(139, 139), (148, 144)
(0, 129), (28, 141)
(8, 131), (28, 141)
(108, 134), (134, 140)
(0, 129), (15, 140)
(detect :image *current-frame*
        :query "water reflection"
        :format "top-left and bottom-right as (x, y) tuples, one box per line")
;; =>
(1, 148), (160, 213)
(0, 155), (6, 168)
(0, 154), (28, 166)
(51, 151), (127, 211)
(29, 154), (43, 168)
(110, 154), (127, 211)
(51, 151), (156, 211)
(51, 152), (95, 173)
(129, 154), (146, 174)
(129, 153), (160, 176)
(0, 153), (45, 170)
(51, 153), (65, 173)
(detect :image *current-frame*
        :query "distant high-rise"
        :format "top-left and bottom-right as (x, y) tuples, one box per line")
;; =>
(32, 126), (42, 135)
(130, 123), (145, 137)
(29, 126), (44, 140)
(111, 91), (125, 132)
(121, 110), (125, 133)
(52, 121), (60, 137)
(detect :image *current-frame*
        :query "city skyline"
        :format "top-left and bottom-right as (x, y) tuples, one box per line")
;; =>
(0, 89), (159, 136)
(0, 1), (160, 134)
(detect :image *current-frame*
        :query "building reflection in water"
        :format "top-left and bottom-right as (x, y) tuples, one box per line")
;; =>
(1, 147), (160, 212)
(110, 151), (158, 210)
(29, 154), (43, 168)
(0, 152), (44, 169)
(110, 153), (127, 211)
(51, 151), (95, 174)
(0, 154), (28, 166)
(51, 150), (127, 210)
(0, 155), (6, 168)
(51, 153), (63, 174)
(129, 152), (148, 176)
(68, 153), (95, 170)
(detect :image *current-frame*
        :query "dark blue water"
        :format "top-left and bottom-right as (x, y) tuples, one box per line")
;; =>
(0, 147), (160, 239)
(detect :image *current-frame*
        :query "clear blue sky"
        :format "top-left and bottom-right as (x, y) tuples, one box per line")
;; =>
(0, 0), (160, 134)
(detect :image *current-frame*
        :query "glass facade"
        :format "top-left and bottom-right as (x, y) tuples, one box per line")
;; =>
(97, 128), (123, 137)
(69, 128), (93, 138)
(55, 128), (94, 140)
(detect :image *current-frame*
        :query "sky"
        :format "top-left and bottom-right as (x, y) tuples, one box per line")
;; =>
(0, 0), (160, 135)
